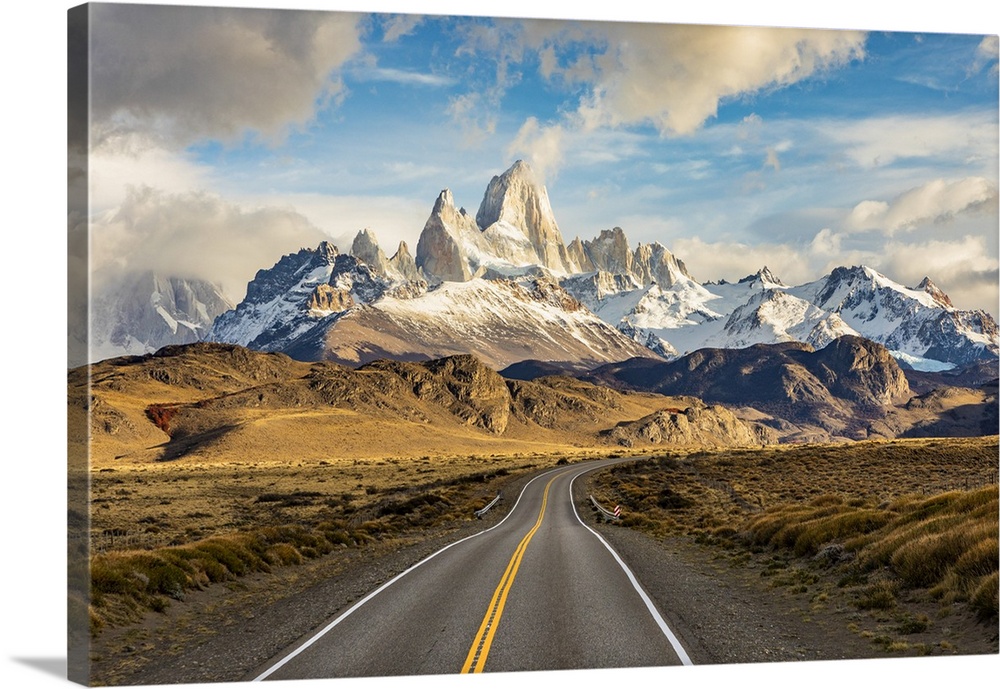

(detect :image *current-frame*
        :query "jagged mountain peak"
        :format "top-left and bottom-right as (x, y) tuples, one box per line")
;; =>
(633, 241), (695, 287)
(475, 160), (574, 274)
(915, 276), (954, 308)
(738, 266), (785, 287)
(315, 240), (339, 263)
(351, 227), (378, 250)
(584, 227), (634, 275)
(351, 228), (392, 276)
(476, 160), (545, 228)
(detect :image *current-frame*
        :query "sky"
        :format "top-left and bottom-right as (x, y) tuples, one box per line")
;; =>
(74, 1), (1000, 316)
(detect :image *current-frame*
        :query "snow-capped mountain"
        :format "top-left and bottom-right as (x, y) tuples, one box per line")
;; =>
(89, 270), (233, 362)
(415, 160), (576, 281)
(560, 228), (997, 371)
(351, 228), (421, 282)
(207, 228), (652, 370)
(208, 239), (416, 353)
(281, 274), (654, 369)
(789, 266), (998, 368)
(201, 160), (997, 373)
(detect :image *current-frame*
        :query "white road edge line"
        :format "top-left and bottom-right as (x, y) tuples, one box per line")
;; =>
(569, 466), (695, 667)
(251, 465), (568, 682)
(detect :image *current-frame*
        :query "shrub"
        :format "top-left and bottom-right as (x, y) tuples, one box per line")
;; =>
(266, 543), (304, 566)
(970, 572), (999, 620)
(856, 579), (898, 610)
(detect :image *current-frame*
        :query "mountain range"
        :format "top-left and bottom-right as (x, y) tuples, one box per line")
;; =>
(89, 160), (998, 381)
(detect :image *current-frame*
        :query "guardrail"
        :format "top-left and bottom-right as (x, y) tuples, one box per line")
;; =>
(474, 493), (502, 518)
(589, 495), (621, 522)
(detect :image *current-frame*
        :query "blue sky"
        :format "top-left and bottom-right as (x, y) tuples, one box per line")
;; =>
(77, 1), (999, 316)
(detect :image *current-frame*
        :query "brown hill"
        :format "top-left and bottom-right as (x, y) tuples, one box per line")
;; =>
(603, 404), (778, 448)
(584, 337), (912, 439)
(73, 343), (773, 468)
(584, 336), (998, 441)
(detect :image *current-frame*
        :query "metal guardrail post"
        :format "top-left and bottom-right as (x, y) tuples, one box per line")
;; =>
(589, 495), (621, 522)
(475, 492), (502, 518)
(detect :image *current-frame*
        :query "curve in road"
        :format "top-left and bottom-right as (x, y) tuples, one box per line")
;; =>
(252, 458), (692, 681)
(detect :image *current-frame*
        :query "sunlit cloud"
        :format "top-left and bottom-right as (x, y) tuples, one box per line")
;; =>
(844, 177), (998, 234)
(572, 24), (866, 136)
(499, 23), (866, 180)
(825, 113), (999, 169)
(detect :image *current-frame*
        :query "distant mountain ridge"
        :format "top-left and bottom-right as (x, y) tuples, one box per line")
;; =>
(92, 160), (998, 374)
(89, 270), (233, 362)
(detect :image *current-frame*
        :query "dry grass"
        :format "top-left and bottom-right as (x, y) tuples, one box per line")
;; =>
(589, 436), (999, 628)
(85, 448), (594, 634)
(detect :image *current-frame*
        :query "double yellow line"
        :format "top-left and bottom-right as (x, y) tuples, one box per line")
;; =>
(460, 474), (558, 673)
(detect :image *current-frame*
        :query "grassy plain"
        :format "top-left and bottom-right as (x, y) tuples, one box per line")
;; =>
(588, 435), (999, 654)
(81, 446), (599, 633)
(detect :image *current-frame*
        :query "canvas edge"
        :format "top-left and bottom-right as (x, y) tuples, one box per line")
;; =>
(67, 3), (92, 685)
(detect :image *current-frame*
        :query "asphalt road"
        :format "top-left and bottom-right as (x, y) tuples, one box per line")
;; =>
(251, 458), (693, 681)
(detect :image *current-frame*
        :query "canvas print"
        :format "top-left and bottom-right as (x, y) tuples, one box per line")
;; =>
(67, 2), (999, 686)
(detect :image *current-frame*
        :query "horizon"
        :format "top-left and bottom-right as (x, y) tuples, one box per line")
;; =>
(72, 2), (999, 318)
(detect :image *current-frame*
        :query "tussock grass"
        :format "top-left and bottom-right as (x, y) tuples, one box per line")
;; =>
(589, 436), (999, 624)
(90, 523), (371, 631)
(87, 456), (563, 635)
(745, 486), (998, 615)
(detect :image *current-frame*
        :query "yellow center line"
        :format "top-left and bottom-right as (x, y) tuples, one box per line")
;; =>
(460, 473), (559, 673)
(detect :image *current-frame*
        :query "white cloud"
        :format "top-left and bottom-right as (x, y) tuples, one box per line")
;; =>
(88, 136), (211, 212)
(243, 192), (433, 254)
(670, 236), (814, 285)
(971, 35), (999, 76)
(381, 14), (423, 43)
(810, 228), (842, 257)
(764, 148), (781, 172)
(880, 235), (999, 314)
(572, 24), (865, 136)
(826, 113), (999, 169)
(90, 187), (329, 301)
(506, 118), (566, 182)
(670, 230), (998, 316)
(89, 4), (363, 149)
(844, 177), (998, 234)
(446, 92), (498, 146)
(490, 22), (864, 179)
(354, 66), (456, 87)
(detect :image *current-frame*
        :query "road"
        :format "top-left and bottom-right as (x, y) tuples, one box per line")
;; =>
(251, 458), (693, 681)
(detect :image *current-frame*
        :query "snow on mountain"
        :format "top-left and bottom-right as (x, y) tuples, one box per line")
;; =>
(200, 161), (997, 373)
(208, 233), (652, 370)
(90, 270), (233, 362)
(789, 266), (998, 367)
(476, 160), (576, 274)
(207, 241), (405, 351)
(415, 163), (571, 282)
(292, 276), (654, 369)
(701, 289), (858, 350)
(561, 241), (997, 371)
(567, 227), (694, 289)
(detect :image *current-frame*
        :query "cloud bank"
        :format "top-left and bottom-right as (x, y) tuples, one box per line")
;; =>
(91, 187), (328, 302)
(90, 3), (363, 150)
